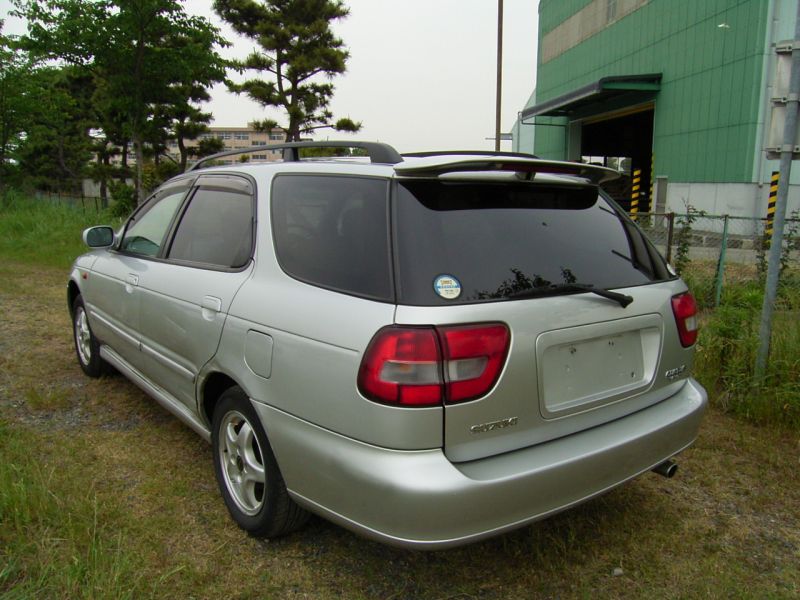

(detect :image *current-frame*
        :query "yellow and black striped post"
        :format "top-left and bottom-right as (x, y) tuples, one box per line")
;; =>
(765, 171), (778, 246)
(631, 168), (641, 219)
(649, 154), (655, 212)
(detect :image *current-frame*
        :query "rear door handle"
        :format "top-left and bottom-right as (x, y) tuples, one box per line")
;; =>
(201, 295), (222, 321)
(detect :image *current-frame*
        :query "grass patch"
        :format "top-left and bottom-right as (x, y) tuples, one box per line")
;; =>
(688, 272), (800, 429)
(682, 260), (800, 311)
(0, 421), (152, 599)
(23, 386), (73, 412)
(0, 190), (122, 270)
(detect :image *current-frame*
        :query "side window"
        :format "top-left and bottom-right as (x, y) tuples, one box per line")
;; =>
(120, 189), (186, 257)
(271, 175), (392, 300)
(168, 187), (254, 268)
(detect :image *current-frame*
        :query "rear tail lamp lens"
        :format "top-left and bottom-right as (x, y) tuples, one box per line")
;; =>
(439, 324), (510, 403)
(358, 323), (510, 407)
(671, 292), (699, 347)
(357, 328), (442, 406)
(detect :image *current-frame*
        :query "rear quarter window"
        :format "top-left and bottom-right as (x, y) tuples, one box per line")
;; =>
(271, 175), (392, 301)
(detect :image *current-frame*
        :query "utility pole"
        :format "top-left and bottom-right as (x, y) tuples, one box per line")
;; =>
(755, 1), (800, 379)
(495, 0), (504, 151)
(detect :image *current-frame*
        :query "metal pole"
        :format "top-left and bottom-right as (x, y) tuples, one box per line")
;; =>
(714, 215), (729, 307)
(755, 2), (800, 379)
(494, 0), (504, 152)
(665, 212), (676, 264)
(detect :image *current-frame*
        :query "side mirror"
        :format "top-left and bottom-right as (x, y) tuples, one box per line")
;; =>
(83, 226), (115, 248)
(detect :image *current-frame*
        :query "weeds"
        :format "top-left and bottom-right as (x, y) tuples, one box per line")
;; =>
(0, 190), (123, 269)
(673, 204), (705, 275)
(0, 422), (148, 598)
(693, 289), (800, 429)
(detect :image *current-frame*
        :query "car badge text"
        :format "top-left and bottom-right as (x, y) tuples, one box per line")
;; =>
(665, 365), (687, 380)
(470, 416), (519, 434)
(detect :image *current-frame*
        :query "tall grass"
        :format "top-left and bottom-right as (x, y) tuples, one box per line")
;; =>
(0, 422), (149, 599)
(693, 278), (800, 429)
(0, 190), (123, 269)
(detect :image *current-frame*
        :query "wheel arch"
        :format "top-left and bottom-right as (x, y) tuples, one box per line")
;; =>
(200, 371), (241, 427)
(67, 279), (81, 315)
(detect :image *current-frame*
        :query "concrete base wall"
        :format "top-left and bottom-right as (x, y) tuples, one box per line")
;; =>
(661, 181), (800, 219)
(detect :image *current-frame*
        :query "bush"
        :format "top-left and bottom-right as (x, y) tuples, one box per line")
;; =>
(109, 181), (137, 218)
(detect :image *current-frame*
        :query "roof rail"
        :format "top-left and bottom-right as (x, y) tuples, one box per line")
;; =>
(402, 150), (539, 160)
(187, 140), (403, 171)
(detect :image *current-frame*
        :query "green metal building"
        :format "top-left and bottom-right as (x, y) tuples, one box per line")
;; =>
(513, 0), (799, 218)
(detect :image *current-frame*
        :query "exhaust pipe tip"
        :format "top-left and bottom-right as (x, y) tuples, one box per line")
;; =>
(652, 459), (678, 478)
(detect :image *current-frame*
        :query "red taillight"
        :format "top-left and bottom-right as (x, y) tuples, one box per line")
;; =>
(671, 292), (699, 347)
(357, 323), (510, 407)
(358, 327), (443, 406)
(439, 324), (510, 403)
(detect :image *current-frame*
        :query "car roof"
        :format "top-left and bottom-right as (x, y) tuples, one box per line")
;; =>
(187, 152), (618, 188)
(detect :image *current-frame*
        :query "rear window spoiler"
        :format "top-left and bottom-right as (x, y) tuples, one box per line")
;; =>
(394, 156), (620, 184)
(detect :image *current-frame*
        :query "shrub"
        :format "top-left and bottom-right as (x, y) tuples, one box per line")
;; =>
(109, 181), (137, 218)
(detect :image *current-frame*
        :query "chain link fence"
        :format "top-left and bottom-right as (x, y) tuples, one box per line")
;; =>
(632, 212), (800, 310)
(32, 190), (106, 211)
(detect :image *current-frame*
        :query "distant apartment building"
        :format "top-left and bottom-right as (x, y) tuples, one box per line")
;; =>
(104, 126), (288, 167)
(165, 126), (288, 165)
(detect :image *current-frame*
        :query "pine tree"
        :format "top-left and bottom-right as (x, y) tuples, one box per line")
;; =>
(214, 0), (360, 141)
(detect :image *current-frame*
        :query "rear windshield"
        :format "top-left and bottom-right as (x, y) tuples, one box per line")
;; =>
(394, 180), (670, 306)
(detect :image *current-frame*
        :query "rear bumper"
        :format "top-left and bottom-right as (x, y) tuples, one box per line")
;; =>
(252, 377), (707, 550)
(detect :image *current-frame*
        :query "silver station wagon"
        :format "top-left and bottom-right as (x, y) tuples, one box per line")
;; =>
(69, 142), (707, 549)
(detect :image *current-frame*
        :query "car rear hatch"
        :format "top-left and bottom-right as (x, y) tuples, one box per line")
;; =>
(391, 158), (691, 462)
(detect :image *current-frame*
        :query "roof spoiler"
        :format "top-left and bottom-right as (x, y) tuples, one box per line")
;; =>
(187, 140), (403, 171)
(393, 156), (620, 184)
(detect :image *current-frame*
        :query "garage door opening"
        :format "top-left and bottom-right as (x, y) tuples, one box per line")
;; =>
(580, 107), (654, 212)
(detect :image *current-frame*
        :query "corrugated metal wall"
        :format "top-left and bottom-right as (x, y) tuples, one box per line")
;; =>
(534, 0), (769, 184)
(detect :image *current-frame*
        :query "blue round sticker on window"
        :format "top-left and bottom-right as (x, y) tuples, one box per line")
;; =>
(433, 275), (462, 300)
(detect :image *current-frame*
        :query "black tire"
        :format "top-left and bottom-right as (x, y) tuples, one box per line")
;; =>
(72, 294), (108, 378)
(211, 386), (309, 538)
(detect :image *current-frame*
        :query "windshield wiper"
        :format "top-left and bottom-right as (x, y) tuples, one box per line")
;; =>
(507, 283), (633, 308)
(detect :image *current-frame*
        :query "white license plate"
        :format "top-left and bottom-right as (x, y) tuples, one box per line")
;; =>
(540, 330), (645, 414)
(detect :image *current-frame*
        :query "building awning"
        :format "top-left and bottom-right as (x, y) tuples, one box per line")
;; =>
(521, 74), (662, 120)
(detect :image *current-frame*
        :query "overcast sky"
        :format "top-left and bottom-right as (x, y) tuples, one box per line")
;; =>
(1, 0), (539, 152)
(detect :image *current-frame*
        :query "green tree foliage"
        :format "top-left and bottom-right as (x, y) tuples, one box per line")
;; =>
(14, 66), (95, 194)
(0, 21), (36, 189)
(86, 135), (120, 208)
(168, 102), (215, 171)
(213, 0), (361, 141)
(15, 0), (228, 203)
(190, 136), (226, 161)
